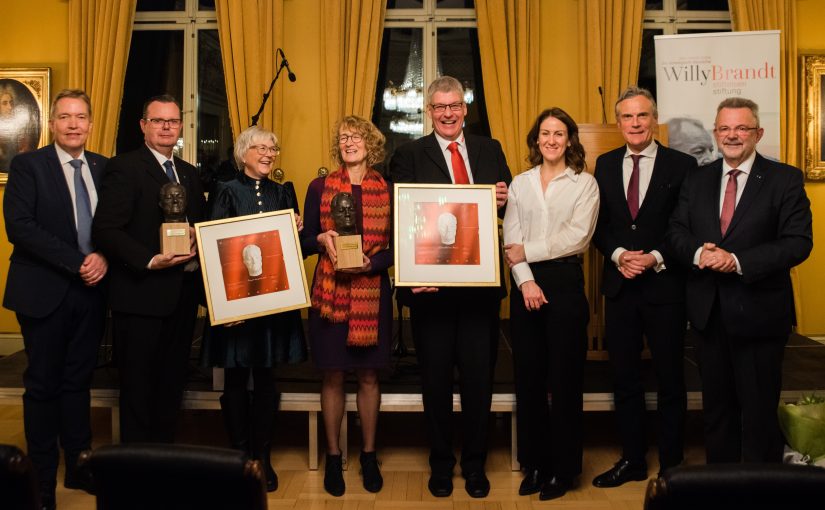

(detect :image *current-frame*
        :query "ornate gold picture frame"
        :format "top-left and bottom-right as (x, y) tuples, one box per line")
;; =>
(803, 55), (825, 180)
(0, 67), (50, 184)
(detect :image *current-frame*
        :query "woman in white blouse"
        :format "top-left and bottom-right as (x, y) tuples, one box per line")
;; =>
(503, 107), (599, 501)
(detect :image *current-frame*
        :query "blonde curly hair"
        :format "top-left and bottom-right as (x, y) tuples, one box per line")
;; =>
(329, 115), (385, 168)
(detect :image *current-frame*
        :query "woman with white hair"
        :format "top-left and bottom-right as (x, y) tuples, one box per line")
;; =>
(201, 125), (306, 493)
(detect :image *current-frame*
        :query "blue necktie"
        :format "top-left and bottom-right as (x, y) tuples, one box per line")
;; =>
(163, 160), (177, 182)
(70, 159), (93, 255)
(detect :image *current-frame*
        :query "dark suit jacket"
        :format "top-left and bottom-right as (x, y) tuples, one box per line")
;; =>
(666, 153), (813, 337)
(3, 144), (107, 318)
(92, 144), (205, 317)
(389, 132), (512, 304)
(593, 142), (695, 303)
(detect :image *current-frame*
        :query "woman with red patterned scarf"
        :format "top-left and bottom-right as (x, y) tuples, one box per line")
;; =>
(301, 116), (392, 496)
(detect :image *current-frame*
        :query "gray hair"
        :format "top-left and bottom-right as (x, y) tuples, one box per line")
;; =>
(716, 97), (760, 126)
(50, 89), (92, 119)
(614, 86), (658, 119)
(427, 76), (464, 106)
(233, 126), (279, 169)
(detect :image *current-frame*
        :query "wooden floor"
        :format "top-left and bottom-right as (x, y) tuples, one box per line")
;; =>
(0, 404), (709, 509)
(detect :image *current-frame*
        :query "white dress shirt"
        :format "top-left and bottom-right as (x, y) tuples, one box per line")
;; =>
(503, 165), (600, 287)
(56, 144), (98, 227)
(147, 144), (180, 182)
(434, 131), (474, 184)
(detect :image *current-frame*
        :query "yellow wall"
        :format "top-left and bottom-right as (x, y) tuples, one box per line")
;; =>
(2, 0), (825, 334)
(0, 0), (69, 332)
(792, 0), (825, 335)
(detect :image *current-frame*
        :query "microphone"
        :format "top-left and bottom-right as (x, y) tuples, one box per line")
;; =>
(598, 86), (607, 124)
(277, 48), (297, 82)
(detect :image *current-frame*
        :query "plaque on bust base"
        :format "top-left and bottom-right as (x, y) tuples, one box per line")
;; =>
(161, 222), (190, 255)
(334, 234), (363, 270)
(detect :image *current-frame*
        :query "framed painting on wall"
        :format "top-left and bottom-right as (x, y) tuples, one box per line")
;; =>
(803, 55), (825, 180)
(0, 68), (50, 183)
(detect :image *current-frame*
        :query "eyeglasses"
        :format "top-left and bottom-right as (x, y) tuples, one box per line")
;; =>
(430, 102), (464, 113)
(337, 133), (363, 144)
(145, 118), (182, 128)
(714, 125), (759, 136)
(251, 145), (280, 156)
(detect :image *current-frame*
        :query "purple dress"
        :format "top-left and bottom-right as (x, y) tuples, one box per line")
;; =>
(300, 176), (393, 370)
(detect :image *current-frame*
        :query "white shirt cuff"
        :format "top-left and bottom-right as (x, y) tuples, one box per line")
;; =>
(511, 262), (534, 288)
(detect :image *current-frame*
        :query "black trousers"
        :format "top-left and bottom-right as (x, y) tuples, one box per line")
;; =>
(113, 279), (199, 443)
(510, 262), (588, 480)
(410, 290), (500, 476)
(604, 282), (686, 469)
(19, 280), (105, 485)
(696, 299), (786, 463)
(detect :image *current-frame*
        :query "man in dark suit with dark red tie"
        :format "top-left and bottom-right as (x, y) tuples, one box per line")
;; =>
(667, 97), (812, 463)
(4, 89), (107, 509)
(92, 95), (205, 444)
(592, 87), (696, 488)
(390, 76), (511, 499)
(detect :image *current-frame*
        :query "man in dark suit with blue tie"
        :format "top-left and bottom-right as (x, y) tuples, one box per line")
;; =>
(667, 97), (813, 463)
(3, 89), (107, 509)
(92, 95), (205, 443)
(592, 87), (696, 488)
(389, 76), (511, 499)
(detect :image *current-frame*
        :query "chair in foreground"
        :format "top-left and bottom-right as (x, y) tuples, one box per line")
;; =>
(0, 444), (41, 510)
(79, 443), (268, 510)
(644, 463), (825, 510)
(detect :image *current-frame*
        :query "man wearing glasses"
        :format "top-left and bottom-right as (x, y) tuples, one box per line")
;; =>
(667, 97), (812, 463)
(390, 76), (511, 498)
(93, 94), (205, 443)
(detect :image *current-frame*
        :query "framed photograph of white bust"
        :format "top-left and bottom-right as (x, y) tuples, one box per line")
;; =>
(0, 67), (50, 183)
(394, 183), (501, 287)
(195, 209), (310, 325)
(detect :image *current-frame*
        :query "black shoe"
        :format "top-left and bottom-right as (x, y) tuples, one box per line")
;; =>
(464, 472), (490, 498)
(539, 476), (572, 501)
(324, 454), (346, 497)
(64, 464), (95, 495)
(360, 451), (383, 493)
(427, 473), (453, 497)
(592, 459), (648, 488)
(519, 468), (544, 496)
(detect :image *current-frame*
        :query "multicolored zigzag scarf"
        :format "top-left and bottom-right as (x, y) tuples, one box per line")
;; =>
(311, 167), (390, 347)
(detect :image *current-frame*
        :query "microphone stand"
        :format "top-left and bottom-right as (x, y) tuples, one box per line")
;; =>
(250, 55), (288, 127)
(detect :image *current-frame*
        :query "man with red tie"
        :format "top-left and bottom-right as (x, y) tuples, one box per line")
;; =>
(592, 87), (696, 487)
(390, 76), (511, 498)
(667, 97), (812, 463)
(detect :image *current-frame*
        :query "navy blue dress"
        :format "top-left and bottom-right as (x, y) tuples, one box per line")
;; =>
(300, 176), (393, 370)
(200, 173), (307, 368)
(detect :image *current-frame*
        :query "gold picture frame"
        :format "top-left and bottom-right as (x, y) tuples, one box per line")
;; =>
(803, 55), (825, 180)
(0, 67), (50, 184)
(195, 209), (311, 325)
(394, 183), (501, 287)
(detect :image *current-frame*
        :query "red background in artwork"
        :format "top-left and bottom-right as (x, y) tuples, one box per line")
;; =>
(217, 230), (289, 301)
(414, 202), (480, 265)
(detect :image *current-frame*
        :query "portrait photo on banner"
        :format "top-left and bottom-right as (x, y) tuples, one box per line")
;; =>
(0, 68), (50, 182)
(394, 183), (499, 287)
(196, 209), (310, 325)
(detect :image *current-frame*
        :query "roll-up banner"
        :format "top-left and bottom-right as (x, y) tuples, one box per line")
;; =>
(655, 30), (780, 163)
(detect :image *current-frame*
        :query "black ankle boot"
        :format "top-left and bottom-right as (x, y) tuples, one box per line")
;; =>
(324, 454), (345, 496)
(250, 391), (279, 492)
(360, 451), (383, 493)
(219, 391), (250, 455)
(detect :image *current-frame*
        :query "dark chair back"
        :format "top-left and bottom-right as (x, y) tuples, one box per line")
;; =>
(645, 463), (825, 510)
(80, 443), (267, 510)
(0, 444), (40, 510)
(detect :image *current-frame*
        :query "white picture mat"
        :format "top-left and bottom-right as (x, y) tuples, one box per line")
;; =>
(394, 184), (499, 286)
(196, 210), (310, 324)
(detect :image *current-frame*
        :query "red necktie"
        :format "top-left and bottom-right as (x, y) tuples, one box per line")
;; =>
(627, 154), (642, 219)
(720, 168), (741, 235)
(447, 141), (470, 184)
